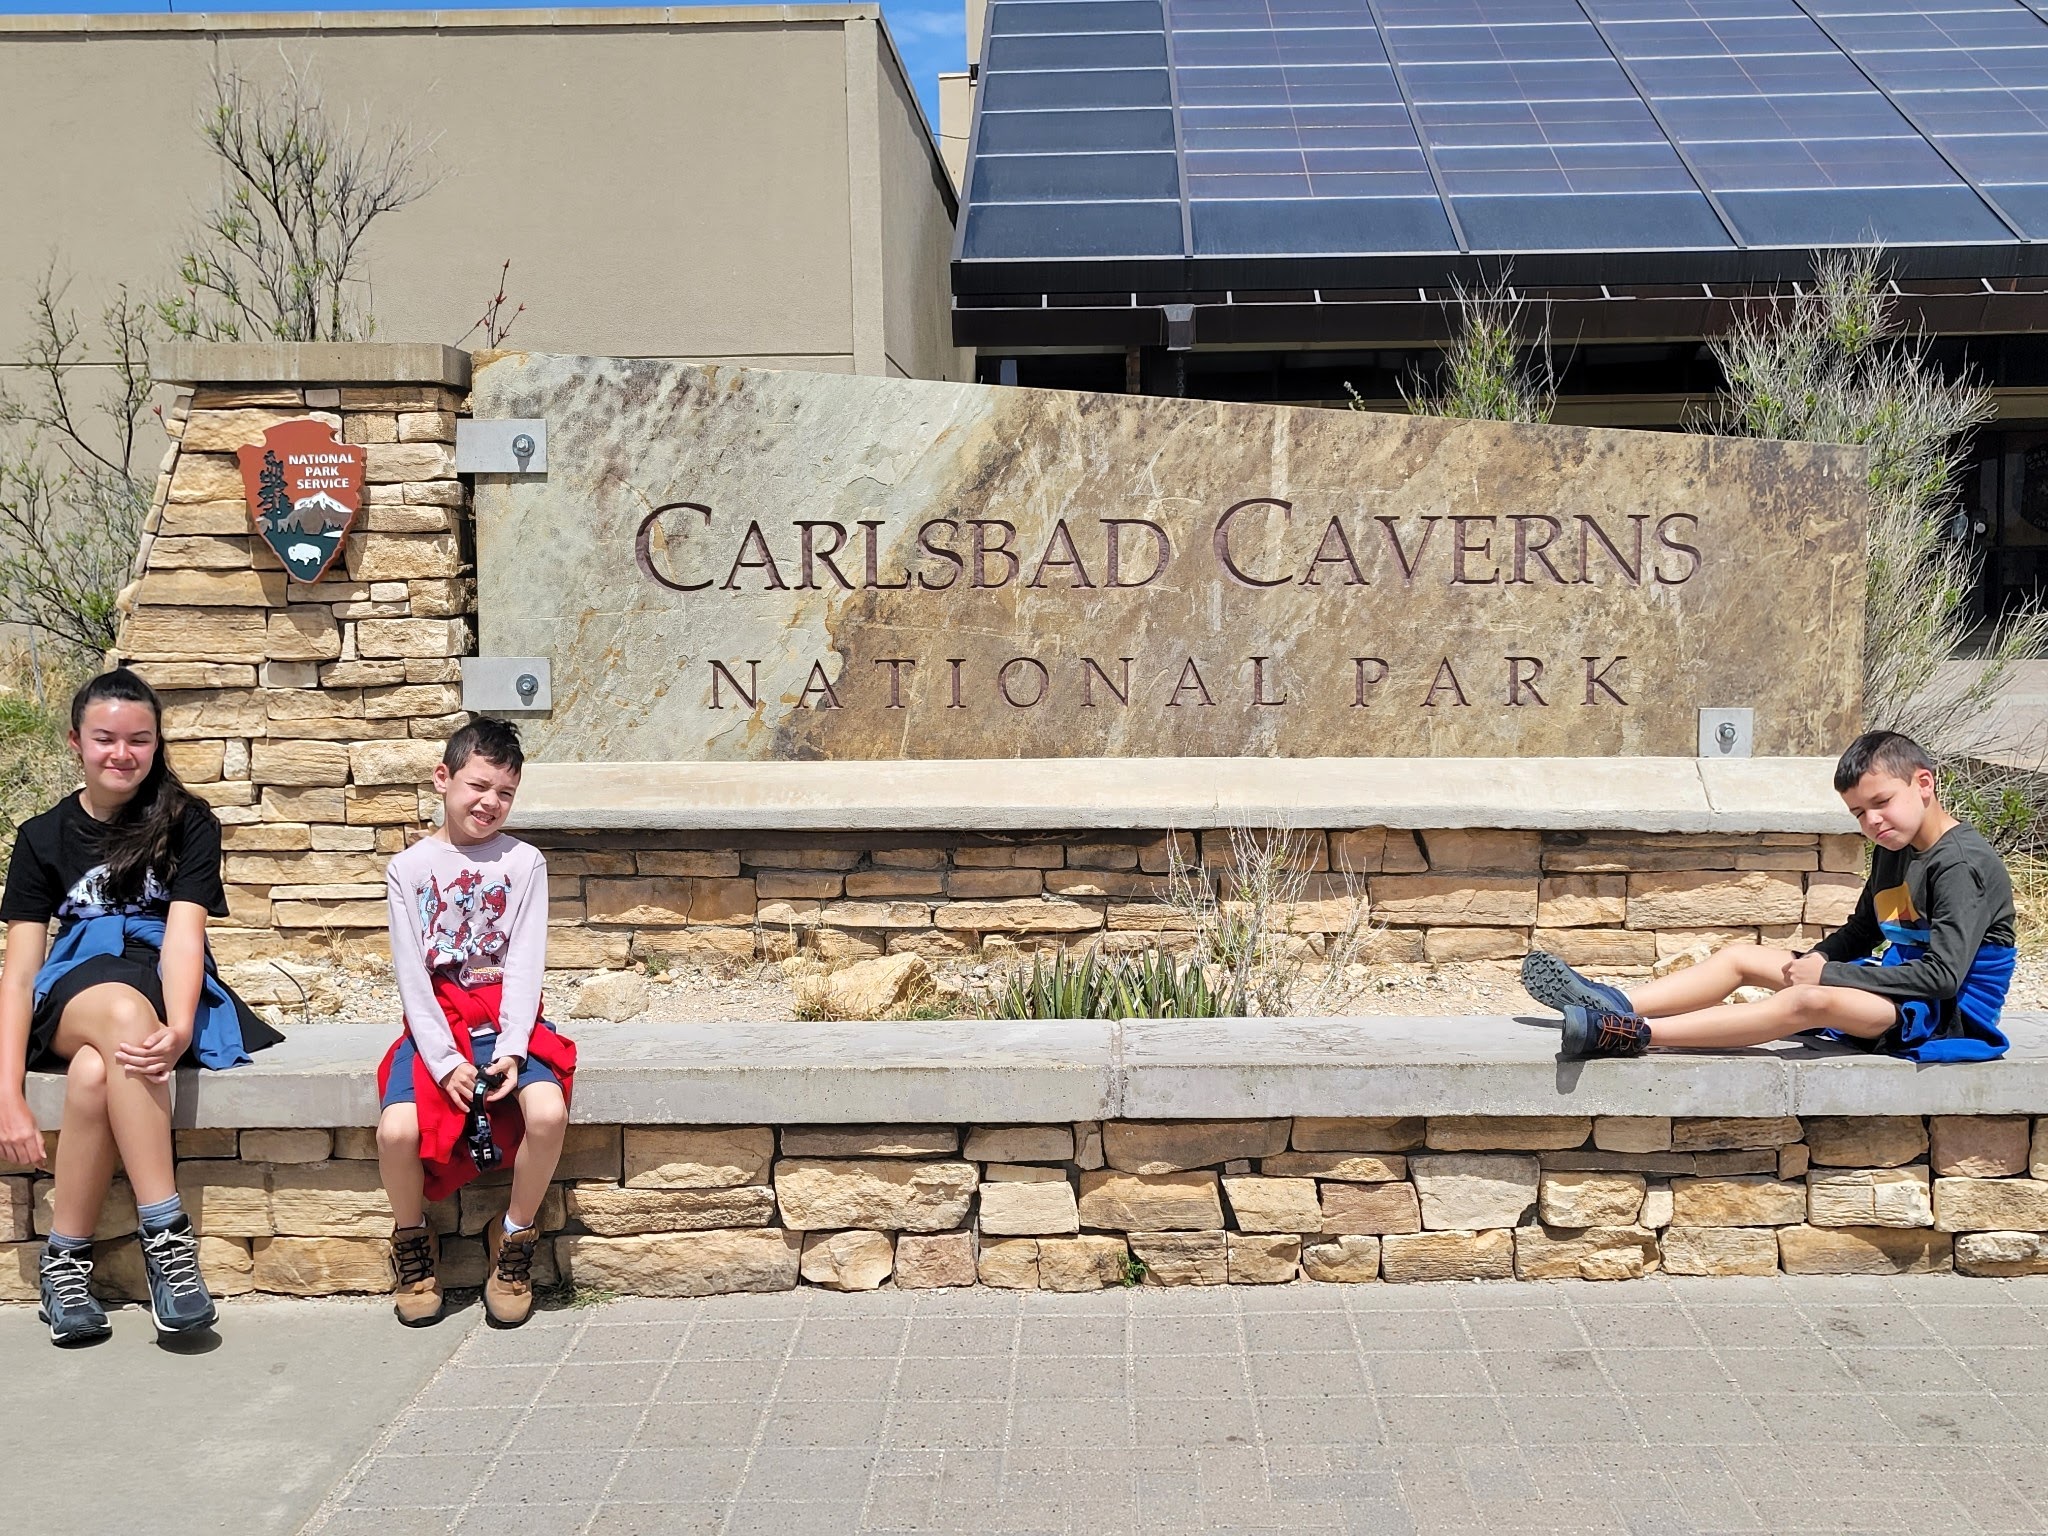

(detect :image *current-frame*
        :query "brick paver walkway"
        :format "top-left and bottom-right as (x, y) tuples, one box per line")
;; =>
(303, 1275), (2048, 1535)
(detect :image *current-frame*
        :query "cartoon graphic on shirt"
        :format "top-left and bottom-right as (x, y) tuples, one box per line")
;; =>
(413, 869), (514, 985)
(57, 863), (165, 926)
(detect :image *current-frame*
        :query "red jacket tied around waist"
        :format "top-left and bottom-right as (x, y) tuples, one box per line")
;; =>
(377, 975), (577, 1202)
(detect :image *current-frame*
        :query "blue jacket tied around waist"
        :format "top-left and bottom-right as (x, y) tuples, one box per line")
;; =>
(1869, 938), (2016, 1063)
(32, 913), (252, 1070)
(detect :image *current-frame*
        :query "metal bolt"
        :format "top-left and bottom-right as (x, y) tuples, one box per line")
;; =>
(1716, 721), (1738, 752)
(515, 672), (539, 703)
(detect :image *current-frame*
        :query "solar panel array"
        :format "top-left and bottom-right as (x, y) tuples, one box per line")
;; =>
(958, 0), (2048, 266)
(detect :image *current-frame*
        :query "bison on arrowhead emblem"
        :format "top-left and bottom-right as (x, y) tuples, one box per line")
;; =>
(237, 418), (367, 582)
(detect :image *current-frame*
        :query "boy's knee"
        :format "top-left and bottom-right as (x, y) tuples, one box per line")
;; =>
(519, 1086), (567, 1139)
(1720, 943), (1779, 976)
(376, 1105), (420, 1154)
(1781, 983), (1833, 1018)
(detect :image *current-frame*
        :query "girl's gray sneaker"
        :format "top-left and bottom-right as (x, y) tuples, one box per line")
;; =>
(38, 1245), (111, 1346)
(139, 1217), (217, 1335)
(1521, 950), (1634, 1017)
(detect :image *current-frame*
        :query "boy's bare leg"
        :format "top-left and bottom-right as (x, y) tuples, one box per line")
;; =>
(49, 1047), (118, 1240)
(506, 1081), (566, 1231)
(1647, 984), (1897, 1049)
(1625, 945), (1798, 1018)
(377, 1104), (427, 1229)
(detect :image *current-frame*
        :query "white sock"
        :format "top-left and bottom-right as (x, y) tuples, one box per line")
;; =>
(504, 1213), (525, 1236)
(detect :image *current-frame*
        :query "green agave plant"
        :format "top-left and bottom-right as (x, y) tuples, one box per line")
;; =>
(994, 946), (1240, 1021)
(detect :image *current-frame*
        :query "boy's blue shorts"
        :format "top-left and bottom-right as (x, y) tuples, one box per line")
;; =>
(381, 1025), (563, 1110)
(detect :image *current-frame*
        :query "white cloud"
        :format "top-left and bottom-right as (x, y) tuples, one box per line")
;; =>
(885, 4), (966, 46)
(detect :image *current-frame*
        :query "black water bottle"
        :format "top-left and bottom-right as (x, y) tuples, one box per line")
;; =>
(466, 1067), (504, 1169)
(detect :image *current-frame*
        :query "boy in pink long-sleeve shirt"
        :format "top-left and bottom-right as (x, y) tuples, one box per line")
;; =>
(375, 719), (570, 1329)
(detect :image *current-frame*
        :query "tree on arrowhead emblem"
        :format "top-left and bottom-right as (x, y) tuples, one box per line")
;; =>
(256, 449), (291, 531)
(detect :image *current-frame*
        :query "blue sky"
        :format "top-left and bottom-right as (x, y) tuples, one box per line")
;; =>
(0, 1), (967, 128)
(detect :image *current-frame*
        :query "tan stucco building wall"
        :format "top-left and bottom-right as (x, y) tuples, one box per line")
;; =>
(0, 8), (967, 382)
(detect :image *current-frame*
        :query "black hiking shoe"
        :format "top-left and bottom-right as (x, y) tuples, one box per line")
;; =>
(38, 1245), (111, 1346)
(139, 1217), (217, 1335)
(1522, 950), (1634, 1017)
(1561, 1004), (1652, 1061)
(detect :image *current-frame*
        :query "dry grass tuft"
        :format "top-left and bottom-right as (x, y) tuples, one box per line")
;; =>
(0, 647), (77, 876)
(2008, 853), (2048, 958)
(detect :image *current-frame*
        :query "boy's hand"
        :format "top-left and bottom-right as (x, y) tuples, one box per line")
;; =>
(1783, 951), (1827, 987)
(440, 1059), (479, 1109)
(115, 1022), (191, 1083)
(483, 1057), (522, 1102)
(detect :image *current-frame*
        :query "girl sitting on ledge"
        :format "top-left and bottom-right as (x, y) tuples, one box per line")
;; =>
(0, 668), (280, 1346)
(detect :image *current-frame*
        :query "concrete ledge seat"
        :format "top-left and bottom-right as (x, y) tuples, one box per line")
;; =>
(31, 1012), (2048, 1130)
(505, 755), (1846, 834)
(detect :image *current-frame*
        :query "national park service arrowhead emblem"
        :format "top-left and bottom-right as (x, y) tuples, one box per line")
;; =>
(237, 419), (367, 582)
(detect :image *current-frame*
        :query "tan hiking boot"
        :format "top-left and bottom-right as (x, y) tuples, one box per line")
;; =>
(391, 1224), (442, 1327)
(484, 1221), (539, 1327)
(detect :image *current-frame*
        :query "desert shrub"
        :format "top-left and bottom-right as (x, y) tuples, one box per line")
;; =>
(158, 59), (438, 343)
(0, 271), (154, 666)
(993, 824), (1381, 1020)
(1702, 247), (2048, 850)
(1167, 825), (1375, 1017)
(1354, 271), (1556, 425)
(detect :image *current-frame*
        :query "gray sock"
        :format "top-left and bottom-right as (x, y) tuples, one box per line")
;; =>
(137, 1194), (184, 1234)
(46, 1231), (92, 1256)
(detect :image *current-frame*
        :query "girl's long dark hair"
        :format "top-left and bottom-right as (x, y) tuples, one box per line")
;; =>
(70, 668), (197, 904)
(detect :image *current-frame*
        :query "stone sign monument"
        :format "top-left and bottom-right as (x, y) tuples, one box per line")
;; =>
(470, 356), (1866, 761)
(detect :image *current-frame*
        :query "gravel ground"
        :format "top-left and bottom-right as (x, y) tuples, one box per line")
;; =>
(229, 951), (2048, 1029)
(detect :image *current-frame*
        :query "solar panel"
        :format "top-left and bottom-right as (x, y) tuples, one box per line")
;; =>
(957, 0), (2048, 273)
(1804, 0), (2048, 236)
(1590, 0), (2012, 245)
(1378, 0), (1730, 248)
(1167, 0), (1444, 236)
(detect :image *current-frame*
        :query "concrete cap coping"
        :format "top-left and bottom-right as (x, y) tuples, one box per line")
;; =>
(32, 1013), (2047, 1129)
(504, 755), (1851, 834)
(0, 8), (882, 36)
(152, 342), (472, 388)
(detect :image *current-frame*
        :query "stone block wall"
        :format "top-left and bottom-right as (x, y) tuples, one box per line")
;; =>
(527, 827), (1862, 972)
(111, 375), (472, 967)
(9, 1114), (2048, 1302)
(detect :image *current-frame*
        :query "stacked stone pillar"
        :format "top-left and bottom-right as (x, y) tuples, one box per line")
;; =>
(118, 344), (475, 965)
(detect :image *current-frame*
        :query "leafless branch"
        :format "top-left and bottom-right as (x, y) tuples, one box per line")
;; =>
(0, 266), (154, 663)
(455, 259), (527, 350)
(157, 54), (440, 343)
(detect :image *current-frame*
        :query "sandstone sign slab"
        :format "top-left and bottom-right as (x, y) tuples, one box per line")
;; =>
(471, 357), (1865, 760)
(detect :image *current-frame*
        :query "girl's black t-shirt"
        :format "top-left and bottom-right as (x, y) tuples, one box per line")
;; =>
(0, 792), (229, 936)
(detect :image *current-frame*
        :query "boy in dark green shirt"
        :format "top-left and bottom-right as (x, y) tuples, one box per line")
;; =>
(1524, 730), (2016, 1062)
